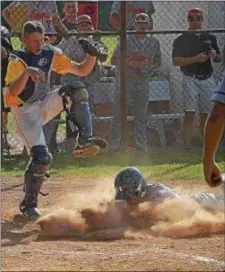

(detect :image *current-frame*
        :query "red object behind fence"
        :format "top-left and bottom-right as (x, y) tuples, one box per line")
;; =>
(78, 1), (98, 29)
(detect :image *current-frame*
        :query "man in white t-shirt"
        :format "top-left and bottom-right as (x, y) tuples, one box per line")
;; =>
(2, 1), (58, 34)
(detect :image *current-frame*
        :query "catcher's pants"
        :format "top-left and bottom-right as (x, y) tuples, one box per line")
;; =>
(108, 78), (149, 151)
(11, 89), (64, 153)
(182, 75), (217, 113)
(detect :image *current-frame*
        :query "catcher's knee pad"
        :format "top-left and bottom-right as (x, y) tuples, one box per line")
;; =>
(22, 145), (52, 208)
(58, 81), (89, 103)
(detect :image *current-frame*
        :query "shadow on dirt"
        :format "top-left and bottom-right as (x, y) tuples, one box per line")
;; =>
(1, 183), (24, 192)
(1, 215), (39, 247)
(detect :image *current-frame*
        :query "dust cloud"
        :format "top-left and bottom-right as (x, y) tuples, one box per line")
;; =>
(37, 179), (225, 240)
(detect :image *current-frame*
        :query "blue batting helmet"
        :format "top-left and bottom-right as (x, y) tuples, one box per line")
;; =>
(114, 167), (147, 200)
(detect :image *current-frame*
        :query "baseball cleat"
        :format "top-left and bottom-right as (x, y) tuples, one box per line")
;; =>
(87, 137), (108, 149)
(19, 206), (41, 222)
(72, 143), (100, 158)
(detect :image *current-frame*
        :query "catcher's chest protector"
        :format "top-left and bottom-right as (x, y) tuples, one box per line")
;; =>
(13, 48), (54, 103)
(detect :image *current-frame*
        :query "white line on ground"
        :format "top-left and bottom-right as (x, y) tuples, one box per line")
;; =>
(2, 245), (225, 268)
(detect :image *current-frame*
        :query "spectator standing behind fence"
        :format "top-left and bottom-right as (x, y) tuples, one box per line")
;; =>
(53, 14), (106, 145)
(108, 13), (161, 152)
(203, 45), (225, 188)
(74, 14), (102, 113)
(172, 8), (221, 150)
(110, 1), (155, 31)
(2, 1), (58, 35)
(1, 26), (13, 153)
(60, 1), (78, 31)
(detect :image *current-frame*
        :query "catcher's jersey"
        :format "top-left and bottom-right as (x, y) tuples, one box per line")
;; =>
(4, 45), (74, 107)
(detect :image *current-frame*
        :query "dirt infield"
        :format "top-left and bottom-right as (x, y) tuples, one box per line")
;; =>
(2, 176), (225, 271)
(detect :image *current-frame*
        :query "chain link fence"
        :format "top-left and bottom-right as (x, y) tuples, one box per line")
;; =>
(1, 1), (225, 157)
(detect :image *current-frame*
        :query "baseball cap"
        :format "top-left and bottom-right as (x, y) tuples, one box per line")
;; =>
(135, 13), (152, 24)
(188, 8), (203, 16)
(77, 15), (92, 25)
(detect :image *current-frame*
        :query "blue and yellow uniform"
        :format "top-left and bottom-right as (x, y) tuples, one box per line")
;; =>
(4, 44), (74, 107)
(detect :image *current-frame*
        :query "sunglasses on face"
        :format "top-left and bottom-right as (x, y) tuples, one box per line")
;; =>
(78, 22), (92, 26)
(188, 14), (202, 21)
(136, 21), (150, 24)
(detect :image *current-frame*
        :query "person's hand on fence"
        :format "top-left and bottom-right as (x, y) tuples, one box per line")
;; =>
(52, 14), (61, 27)
(52, 14), (70, 40)
(26, 67), (45, 83)
(195, 53), (209, 63)
(207, 49), (217, 60)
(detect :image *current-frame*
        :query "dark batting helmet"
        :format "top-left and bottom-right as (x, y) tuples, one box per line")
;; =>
(1, 26), (13, 50)
(114, 167), (147, 200)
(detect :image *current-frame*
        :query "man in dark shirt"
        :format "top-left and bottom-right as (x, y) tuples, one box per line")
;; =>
(172, 8), (221, 149)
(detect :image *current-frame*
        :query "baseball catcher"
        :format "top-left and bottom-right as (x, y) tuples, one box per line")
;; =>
(114, 167), (224, 213)
(3, 20), (107, 221)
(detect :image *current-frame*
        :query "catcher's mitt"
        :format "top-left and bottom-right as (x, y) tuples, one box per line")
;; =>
(78, 37), (108, 62)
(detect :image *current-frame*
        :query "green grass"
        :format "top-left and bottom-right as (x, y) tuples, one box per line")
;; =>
(11, 37), (22, 50)
(2, 149), (224, 181)
(102, 36), (116, 64)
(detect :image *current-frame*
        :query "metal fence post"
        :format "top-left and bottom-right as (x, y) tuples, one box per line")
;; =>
(120, 1), (128, 146)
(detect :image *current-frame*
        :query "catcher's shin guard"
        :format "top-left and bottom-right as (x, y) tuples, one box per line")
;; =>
(59, 82), (108, 157)
(20, 145), (52, 221)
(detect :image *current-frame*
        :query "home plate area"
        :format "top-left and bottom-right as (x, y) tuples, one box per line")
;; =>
(1, 176), (225, 271)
